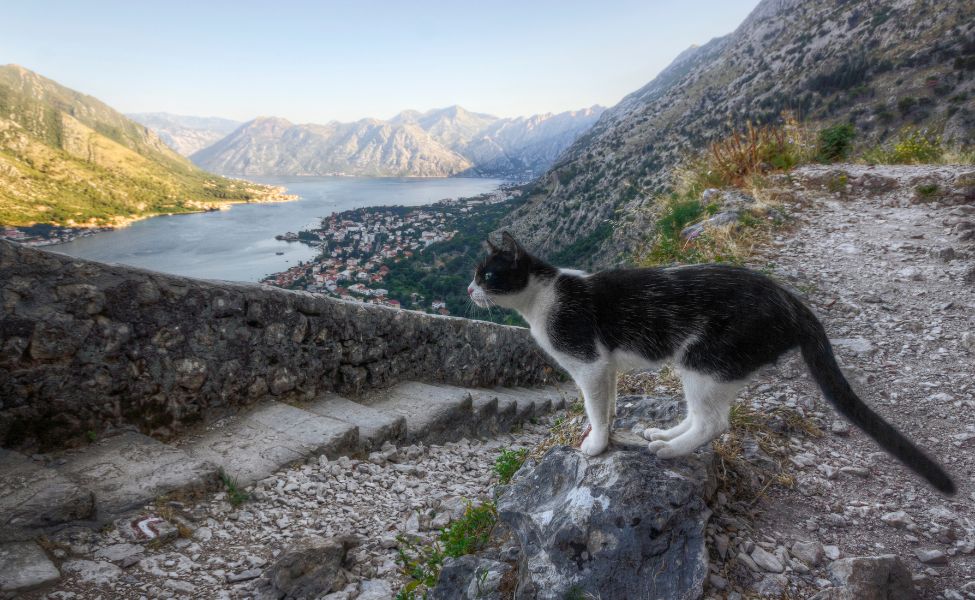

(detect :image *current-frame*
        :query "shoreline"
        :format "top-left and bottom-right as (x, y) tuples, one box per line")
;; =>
(0, 189), (299, 247)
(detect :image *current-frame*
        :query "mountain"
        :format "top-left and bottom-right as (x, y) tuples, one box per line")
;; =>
(0, 65), (282, 227)
(456, 106), (604, 178)
(391, 105), (499, 151)
(192, 116), (472, 177)
(191, 105), (605, 178)
(127, 112), (241, 156)
(502, 0), (975, 267)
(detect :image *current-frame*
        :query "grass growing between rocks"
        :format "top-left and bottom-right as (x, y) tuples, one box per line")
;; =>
(530, 399), (587, 461)
(396, 502), (499, 599)
(712, 403), (823, 503)
(218, 469), (250, 507)
(638, 117), (811, 267)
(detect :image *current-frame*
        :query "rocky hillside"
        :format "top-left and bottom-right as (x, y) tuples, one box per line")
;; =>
(0, 65), (283, 227)
(127, 112), (241, 156)
(190, 105), (604, 179)
(503, 0), (975, 267)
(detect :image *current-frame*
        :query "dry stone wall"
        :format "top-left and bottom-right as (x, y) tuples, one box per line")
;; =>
(0, 240), (554, 451)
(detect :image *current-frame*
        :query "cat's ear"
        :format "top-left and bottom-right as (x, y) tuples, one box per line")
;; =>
(484, 237), (499, 253)
(501, 231), (524, 259)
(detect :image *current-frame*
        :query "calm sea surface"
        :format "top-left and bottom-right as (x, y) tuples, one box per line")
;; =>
(54, 177), (504, 282)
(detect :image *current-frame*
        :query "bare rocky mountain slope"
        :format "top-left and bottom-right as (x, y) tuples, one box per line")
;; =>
(503, 0), (975, 268)
(190, 105), (604, 179)
(126, 112), (242, 157)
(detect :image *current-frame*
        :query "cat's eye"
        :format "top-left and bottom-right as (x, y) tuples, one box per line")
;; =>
(484, 272), (494, 281)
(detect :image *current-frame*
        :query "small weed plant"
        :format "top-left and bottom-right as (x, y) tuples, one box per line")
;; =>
(494, 447), (529, 484)
(396, 501), (498, 599)
(218, 469), (250, 507)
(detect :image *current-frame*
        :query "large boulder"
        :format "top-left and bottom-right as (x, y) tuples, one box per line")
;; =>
(497, 396), (715, 600)
(258, 535), (359, 600)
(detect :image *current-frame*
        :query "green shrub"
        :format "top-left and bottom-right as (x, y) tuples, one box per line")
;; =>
(816, 124), (856, 162)
(656, 197), (705, 241)
(863, 129), (944, 164)
(915, 183), (939, 198)
(897, 96), (917, 115)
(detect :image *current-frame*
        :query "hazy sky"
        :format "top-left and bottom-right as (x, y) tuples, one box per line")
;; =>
(3, 0), (760, 123)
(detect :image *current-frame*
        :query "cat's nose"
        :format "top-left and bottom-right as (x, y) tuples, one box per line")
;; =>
(467, 285), (473, 296)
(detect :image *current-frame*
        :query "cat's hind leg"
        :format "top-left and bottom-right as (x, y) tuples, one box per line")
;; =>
(577, 365), (615, 457)
(648, 370), (740, 458)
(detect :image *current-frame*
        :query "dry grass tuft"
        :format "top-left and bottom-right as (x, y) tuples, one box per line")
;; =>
(676, 113), (815, 197)
(714, 402), (822, 503)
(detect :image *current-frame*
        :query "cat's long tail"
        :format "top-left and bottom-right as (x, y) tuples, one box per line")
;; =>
(795, 302), (956, 495)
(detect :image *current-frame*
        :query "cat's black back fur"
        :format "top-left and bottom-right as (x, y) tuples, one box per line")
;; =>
(550, 265), (803, 380)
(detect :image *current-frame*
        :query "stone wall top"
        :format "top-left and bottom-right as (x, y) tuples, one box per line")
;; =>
(0, 240), (554, 451)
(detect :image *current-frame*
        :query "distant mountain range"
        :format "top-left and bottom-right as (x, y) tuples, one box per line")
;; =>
(0, 65), (283, 227)
(127, 112), (241, 156)
(184, 105), (604, 179)
(503, 0), (975, 267)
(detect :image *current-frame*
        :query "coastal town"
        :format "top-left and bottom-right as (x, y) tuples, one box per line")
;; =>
(0, 225), (114, 246)
(262, 188), (520, 314)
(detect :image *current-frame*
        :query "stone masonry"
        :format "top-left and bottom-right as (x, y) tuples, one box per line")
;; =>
(0, 240), (554, 451)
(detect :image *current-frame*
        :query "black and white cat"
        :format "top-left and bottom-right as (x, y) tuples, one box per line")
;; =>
(468, 232), (955, 494)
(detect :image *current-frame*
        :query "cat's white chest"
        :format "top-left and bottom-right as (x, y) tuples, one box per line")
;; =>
(529, 320), (587, 372)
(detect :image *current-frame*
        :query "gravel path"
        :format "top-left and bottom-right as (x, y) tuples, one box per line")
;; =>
(715, 167), (975, 599)
(25, 422), (553, 600)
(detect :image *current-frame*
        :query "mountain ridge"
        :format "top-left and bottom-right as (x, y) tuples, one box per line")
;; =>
(189, 104), (605, 179)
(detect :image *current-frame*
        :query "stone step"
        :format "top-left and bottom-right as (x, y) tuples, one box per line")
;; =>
(299, 393), (407, 451)
(370, 382), (474, 444)
(467, 390), (512, 436)
(511, 385), (572, 413)
(0, 541), (61, 595)
(185, 402), (358, 486)
(0, 449), (95, 542)
(1, 381), (567, 546)
(491, 388), (542, 422)
(54, 432), (219, 523)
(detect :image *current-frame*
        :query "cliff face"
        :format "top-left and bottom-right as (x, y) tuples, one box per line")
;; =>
(502, 0), (975, 268)
(0, 240), (553, 451)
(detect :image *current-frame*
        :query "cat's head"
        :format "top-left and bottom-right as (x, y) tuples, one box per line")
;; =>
(468, 232), (550, 308)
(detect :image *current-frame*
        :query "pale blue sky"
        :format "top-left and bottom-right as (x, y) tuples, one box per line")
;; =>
(2, 0), (760, 123)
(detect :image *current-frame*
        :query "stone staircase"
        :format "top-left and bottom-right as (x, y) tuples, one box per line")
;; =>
(0, 381), (571, 594)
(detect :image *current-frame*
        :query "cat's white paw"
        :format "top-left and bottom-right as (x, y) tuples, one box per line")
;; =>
(580, 429), (609, 456)
(647, 440), (670, 455)
(642, 427), (668, 441)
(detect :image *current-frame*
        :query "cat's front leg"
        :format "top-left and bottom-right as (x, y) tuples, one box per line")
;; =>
(578, 367), (614, 456)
